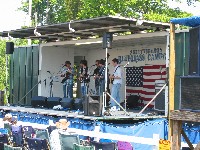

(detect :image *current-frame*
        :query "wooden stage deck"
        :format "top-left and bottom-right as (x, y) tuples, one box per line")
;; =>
(0, 106), (166, 121)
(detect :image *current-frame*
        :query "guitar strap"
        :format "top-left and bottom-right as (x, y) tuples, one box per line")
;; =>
(113, 66), (120, 75)
(111, 66), (120, 83)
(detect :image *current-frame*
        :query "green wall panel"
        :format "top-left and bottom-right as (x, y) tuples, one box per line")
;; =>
(174, 32), (190, 110)
(31, 46), (39, 97)
(25, 47), (33, 105)
(175, 33), (184, 76)
(19, 47), (26, 105)
(9, 45), (39, 106)
(13, 48), (20, 105)
(9, 54), (14, 104)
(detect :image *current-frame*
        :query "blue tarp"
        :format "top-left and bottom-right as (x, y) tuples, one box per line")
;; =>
(100, 118), (168, 150)
(170, 16), (200, 27)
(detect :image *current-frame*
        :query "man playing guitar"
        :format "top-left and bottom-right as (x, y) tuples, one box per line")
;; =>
(79, 60), (90, 97)
(61, 61), (74, 98)
(109, 58), (122, 111)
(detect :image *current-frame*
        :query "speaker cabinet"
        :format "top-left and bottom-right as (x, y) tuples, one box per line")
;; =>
(47, 97), (61, 108)
(31, 96), (47, 108)
(60, 98), (72, 109)
(83, 95), (102, 116)
(102, 33), (113, 49)
(180, 76), (200, 110)
(74, 98), (83, 110)
(6, 42), (14, 54)
(189, 26), (200, 75)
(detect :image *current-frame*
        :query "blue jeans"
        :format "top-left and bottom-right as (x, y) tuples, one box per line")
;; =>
(99, 80), (105, 96)
(95, 85), (99, 95)
(63, 84), (73, 98)
(110, 83), (121, 108)
(81, 85), (87, 97)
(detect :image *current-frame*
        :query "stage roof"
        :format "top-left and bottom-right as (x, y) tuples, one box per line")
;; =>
(0, 15), (170, 41)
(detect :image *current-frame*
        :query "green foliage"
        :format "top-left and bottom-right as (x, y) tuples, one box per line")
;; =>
(20, 0), (194, 26)
(0, 40), (6, 90)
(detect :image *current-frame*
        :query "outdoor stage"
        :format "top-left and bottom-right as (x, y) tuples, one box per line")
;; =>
(0, 105), (166, 121)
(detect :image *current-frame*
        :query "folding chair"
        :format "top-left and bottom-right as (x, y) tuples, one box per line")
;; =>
(0, 134), (9, 144)
(91, 141), (116, 150)
(4, 144), (22, 150)
(25, 137), (50, 150)
(117, 141), (133, 150)
(35, 129), (49, 142)
(73, 143), (94, 150)
(4, 123), (12, 135)
(59, 133), (80, 150)
(22, 126), (35, 138)
(11, 125), (23, 146)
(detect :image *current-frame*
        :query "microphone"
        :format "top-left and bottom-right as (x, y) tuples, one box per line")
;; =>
(124, 62), (129, 68)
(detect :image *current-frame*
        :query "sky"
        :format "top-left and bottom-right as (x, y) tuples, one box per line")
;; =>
(0, 0), (200, 32)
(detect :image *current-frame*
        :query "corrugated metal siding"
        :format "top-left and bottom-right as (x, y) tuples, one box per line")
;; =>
(9, 46), (39, 106)
(25, 47), (33, 105)
(31, 46), (39, 99)
(19, 47), (26, 105)
(174, 32), (190, 110)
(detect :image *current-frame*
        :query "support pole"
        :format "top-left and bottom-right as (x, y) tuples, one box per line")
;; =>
(168, 23), (175, 140)
(172, 120), (182, 150)
(181, 129), (194, 150)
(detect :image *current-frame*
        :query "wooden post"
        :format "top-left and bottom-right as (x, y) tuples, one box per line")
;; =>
(168, 23), (176, 140)
(172, 120), (182, 150)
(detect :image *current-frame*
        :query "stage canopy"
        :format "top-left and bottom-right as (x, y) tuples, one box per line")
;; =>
(170, 16), (200, 27)
(0, 15), (169, 41)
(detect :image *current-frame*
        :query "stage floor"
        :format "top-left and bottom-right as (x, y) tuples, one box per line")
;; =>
(0, 106), (166, 121)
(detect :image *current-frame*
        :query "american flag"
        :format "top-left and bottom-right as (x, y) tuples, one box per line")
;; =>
(126, 65), (167, 108)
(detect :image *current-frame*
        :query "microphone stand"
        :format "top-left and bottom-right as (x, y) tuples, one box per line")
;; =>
(124, 62), (129, 111)
(47, 71), (54, 97)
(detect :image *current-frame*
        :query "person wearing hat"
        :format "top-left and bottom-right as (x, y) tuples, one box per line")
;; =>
(61, 61), (74, 98)
(49, 119), (70, 150)
(3, 113), (12, 124)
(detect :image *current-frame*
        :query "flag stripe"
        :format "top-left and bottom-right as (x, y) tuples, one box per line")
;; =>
(126, 65), (166, 108)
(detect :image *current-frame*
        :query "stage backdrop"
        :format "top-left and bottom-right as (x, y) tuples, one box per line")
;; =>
(87, 43), (167, 108)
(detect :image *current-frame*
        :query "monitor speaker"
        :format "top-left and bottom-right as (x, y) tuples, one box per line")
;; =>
(154, 80), (165, 111)
(102, 33), (113, 49)
(189, 26), (200, 75)
(31, 96), (47, 108)
(180, 76), (200, 110)
(74, 98), (83, 110)
(83, 95), (102, 116)
(6, 42), (14, 54)
(60, 98), (73, 109)
(47, 97), (61, 108)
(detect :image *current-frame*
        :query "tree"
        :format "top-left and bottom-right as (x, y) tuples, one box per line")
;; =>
(0, 40), (7, 91)
(20, 0), (195, 25)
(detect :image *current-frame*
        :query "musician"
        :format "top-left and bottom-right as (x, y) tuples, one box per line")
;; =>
(93, 60), (100, 95)
(62, 61), (74, 98)
(109, 58), (122, 111)
(79, 60), (89, 96)
(98, 59), (106, 95)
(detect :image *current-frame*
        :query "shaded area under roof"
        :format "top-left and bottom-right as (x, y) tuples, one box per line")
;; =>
(170, 16), (200, 27)
(0, 15), (169, 41)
